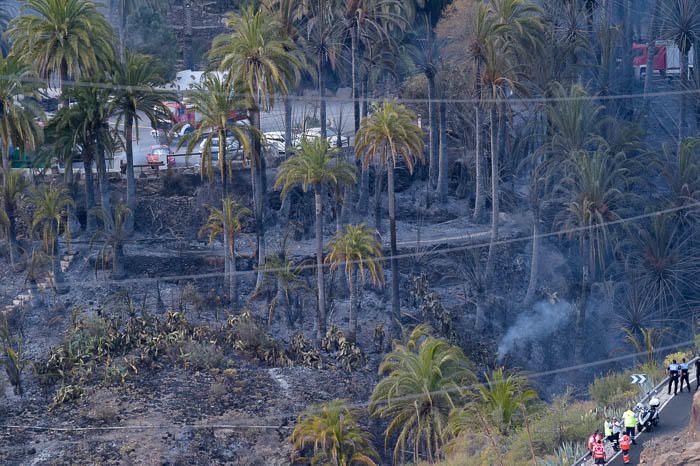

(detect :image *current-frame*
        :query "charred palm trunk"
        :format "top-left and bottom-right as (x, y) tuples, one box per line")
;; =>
(523, 209), (540, 306)
(351, 25), (361, 134)
(125, 114), (136, 233)
(113, 242), (125, 279)
(97, 134), (111, 216)
(473, 62), (485, 222)
(387, 158), (400, 332)
(250, 107), (266, 290)
(348, 266), (358, 342)
(374, 163), (384, 233)
(485, 98), (499, 280)
(314, 187), (327, 339)
(84, 158), (97, 234)
(644, 0), (662, 99)
(680, 51), (689, 148)
(319, 62), (327, 139)
(437, 100), (448, 203)
(427, 71), (438, 189)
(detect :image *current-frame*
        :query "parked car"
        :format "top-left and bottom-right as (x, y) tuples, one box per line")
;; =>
(147, 145), (173, 167)
(293, 128), (350, 148)
(197, 136), (240, 155)
(263, 131), (287, 154)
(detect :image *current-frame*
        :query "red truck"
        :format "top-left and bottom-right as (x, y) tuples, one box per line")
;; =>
(633, 40), (694, 80)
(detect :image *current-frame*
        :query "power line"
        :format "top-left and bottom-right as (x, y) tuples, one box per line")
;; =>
(3, 74), (699, 106)
(14, 199), (699, 291)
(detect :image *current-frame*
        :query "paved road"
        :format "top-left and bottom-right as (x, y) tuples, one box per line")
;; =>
(607, 386), (697, 465)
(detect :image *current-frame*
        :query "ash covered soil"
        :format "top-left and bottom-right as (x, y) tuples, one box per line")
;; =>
(0, 174), (544, 465)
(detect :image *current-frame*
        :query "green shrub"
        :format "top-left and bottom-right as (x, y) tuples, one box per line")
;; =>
(179, 340), (224, 370)
(588, 371), (639, 409)
(664, 351), (692, 368)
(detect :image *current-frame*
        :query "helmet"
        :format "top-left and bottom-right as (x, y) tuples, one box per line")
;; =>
(636, 403), (643, 410)
(649, 397), (660, 407)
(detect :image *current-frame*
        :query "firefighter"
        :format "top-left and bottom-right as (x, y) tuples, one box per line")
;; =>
(620, 433), (632, 464)
(623, 407), (637, 445)
(592, 440), (606, 464)
(604, 418), (613, 441)
(668, 359), (680, 395)
(680, 358), (691, 392)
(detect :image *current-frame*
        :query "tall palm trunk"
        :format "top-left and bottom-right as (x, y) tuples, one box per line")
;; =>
(437, 100), (448, 203)
(427, 72), (438, 188)
(319, 62), (327, 139)
(473, 61), (485, 222)
(84, 158), (97, 233)
(124, 113), (136, 232)
(644, 0), (662, 98)
(348, 266), (358, 342)
(183, 1), (193, 69)
(113, 242), (125, 279)
(52, 225), (68, 294)
(351, 25), (360, 134)
(229, 232), (239, 312)
(523, 210), (540, 306)
(4, 196), (19, 268)
(680, 51), (689, 147)
(485, 98), (499, 280)
(284, 93), (293, 159)
(374, 163), (384, 233)
(574, 265), (590, 363)
(314, 187), (327, 339)
(97, 137), (111, 215)
(387, 158), (400, 330)
(1, 144), (9, 175)
(250, 107), (266, 290)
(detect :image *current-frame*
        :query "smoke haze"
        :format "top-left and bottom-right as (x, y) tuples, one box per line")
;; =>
(497, 300), (574, 360)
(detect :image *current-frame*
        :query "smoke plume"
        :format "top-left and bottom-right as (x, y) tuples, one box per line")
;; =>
(497, 300), (574, 360)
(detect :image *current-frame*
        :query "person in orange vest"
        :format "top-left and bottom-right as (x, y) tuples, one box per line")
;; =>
(592, 440), (606, 464)
(620, 433), (632, 464)
(587, 431), (599, 451)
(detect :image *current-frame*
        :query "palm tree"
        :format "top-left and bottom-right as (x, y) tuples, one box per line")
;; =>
(662, 137), (700, 228)
(275, 137), (356, 338)
(469, 3), (497, 222)
(92, 203), (131, 278)
(326, 224), (383, 341)
(626, 214), (700, 319)
(303, 0), (342, 140)
(0, 172), (28, 268)
(48, 84), (114, 233)
(0, 54), (42, 175)
(291, 398), (379, 466)
(210, 5), (301, 290)
(474, 368), (538, 436)
(369, 327), (474, 464)
(411, 14), (442, 191)
(177, 74), (249, 193)
(262, 0), (307, 160)
(8, 0), (113, 89)
(355, 100), (423, 330)
(337, 0), (406, 134)
(554, 149), (635, 361)
(31, 184), (74, 293)
(199, 197), (251, 311)
(111, 51), (175, 233)
(661, 0), (700, 146)
(8, 0), (113, 234)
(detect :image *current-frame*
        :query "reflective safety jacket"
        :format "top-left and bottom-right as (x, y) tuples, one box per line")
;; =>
(604, 421), (612, 437)
(593, 443), (605, 460)
(620, 435), (631, 451)
(623, 409), (637, 428)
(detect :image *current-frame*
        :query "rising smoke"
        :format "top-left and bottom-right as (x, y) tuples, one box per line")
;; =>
(497, 300), (575, 360)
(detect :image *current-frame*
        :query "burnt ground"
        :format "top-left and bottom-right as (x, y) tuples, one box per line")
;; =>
(0, 172), (536, 465)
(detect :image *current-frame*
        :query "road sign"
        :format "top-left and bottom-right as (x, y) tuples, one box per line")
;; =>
(630, 374), (647, 385)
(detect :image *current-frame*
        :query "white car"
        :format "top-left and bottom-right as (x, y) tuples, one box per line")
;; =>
(263, 131), (287, 154)
(293, 128), (349, 148)
(198, 136), (240, 155)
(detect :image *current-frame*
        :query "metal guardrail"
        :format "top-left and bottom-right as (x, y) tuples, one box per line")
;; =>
(570, 357), (698, 466)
